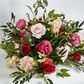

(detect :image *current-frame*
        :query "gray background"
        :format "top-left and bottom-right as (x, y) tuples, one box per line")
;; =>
(0, 0), (84, 84)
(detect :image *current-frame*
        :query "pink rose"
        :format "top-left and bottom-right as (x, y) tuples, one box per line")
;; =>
(31, 23), (46, 39)
(70, 33), (80, 46)
(35, 40), (53, 56)
(16, 19), (26, 30)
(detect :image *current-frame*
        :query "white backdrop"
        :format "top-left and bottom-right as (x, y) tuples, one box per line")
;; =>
(0, 0), (84, 84)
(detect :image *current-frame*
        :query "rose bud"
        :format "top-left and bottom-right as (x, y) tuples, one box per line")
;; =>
(73, 52), (81, 61)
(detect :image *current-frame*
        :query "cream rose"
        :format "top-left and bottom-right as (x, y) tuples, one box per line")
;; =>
(52, 18), (62, 33)
(31, 23), (46, 39)
(19, 56), (35, 72)
(6, 56), (18, 68)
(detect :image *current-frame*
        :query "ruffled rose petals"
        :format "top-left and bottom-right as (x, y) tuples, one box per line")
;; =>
(31, 23), (46, 39)
(19, 56), (35, 72)
(35, 40), (53, 56)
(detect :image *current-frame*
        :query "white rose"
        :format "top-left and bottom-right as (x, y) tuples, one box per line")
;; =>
(52, 18), (62, 33)
(31, 23), (46, 39)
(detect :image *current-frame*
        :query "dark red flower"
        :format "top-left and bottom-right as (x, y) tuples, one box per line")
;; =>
(21, 42), (31, 56)
(35, 40), (53, 56)
(73, 52), (81, 61)
(59, 26), (64, 33)
(40, 59), (56, 74)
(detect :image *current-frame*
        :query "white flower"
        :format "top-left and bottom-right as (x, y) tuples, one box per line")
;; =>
(58, 45), (71, 62)
(52, 18), (62, 33)
(19, 56), (35, 72)
(31, 23), (46, 39)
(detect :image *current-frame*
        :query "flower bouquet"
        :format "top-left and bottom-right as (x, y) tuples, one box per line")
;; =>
(0, 0), (84, 84)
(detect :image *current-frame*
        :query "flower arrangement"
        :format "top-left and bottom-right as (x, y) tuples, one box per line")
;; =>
(0, 0), (84, 84)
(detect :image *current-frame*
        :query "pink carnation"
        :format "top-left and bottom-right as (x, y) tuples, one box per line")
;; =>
(16, 19), (26, 30)
(35, 40), (53, 56)
(70, 33), (80, 46)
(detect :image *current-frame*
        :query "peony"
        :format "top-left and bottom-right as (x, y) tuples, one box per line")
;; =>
(73, 52), (81, 61)
(52, 18), (62, 33)
(31, 23), (46, 39)
(19, 56), (35, 72)
(20, 42), (31, 56)
(40, 59), (56, 74)
(70, 33), (80, 46)
(16, 19), (26, 30)
(35, 40), (53, 56)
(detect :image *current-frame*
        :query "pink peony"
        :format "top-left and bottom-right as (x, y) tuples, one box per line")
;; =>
(16, 19), (26, 30)
(31, 23), (46, 39)
(35, 40), (53, 56)
(70, 33), (80, 46)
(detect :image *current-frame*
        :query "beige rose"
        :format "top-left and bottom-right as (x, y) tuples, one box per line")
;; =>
(52, 18), (62, 33)
(19, 56), (35, 72)
(6, 56), (18, 68)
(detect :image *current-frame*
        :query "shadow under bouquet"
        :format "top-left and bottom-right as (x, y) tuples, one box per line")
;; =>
(0, 0), (84, 84)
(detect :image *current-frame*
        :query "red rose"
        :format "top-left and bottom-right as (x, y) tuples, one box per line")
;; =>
(16, 19), (26, 30)
(40, 59), (56, 74)
(21, 42), (31, 56)
(35, 40), (53, 56)
(44, 64), (56, 74)
(73, 52), (81, 61)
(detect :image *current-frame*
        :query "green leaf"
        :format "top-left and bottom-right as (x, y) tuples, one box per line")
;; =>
(15, 81), (18, 84)
(0, 25), (7, 28)
(2, 29), (11, 32)
(79, 21), (84, 27)
(57, 72), (64, 78)
(61, 69), (69, 72)
(43, 0), (48, 6)
(47, 78), (53, 84)
(57, 69), (70, 78)
(48, 9), (55, 18)
(11, 12), (15, 23)
(13, 75), (22, 83)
